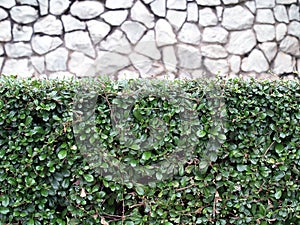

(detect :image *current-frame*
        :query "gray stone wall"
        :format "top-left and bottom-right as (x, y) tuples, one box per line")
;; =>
(0, 0), (299, 79)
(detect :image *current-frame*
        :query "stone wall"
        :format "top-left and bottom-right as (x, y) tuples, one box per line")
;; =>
(0, 0), (299, 79)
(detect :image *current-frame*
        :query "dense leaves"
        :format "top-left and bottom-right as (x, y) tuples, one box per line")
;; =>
(0, 76), (299, 224)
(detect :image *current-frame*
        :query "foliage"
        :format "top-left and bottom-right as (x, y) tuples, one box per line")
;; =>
(0, 75), (299, 224)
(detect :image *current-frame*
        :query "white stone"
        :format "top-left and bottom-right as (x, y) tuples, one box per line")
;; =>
(166, 10), (186, 31)
(101, 10), (128, 26)
(167, 0), (186, 10)
(222, 0), (239, 4)
(289, 4), (300, 21)
(216, 6), (223, 21)
(227, 30), (257, 55)
(5, 42), (32, 58)
(32, 35), (63, 55)
(256, 9), (275, 24)
(155, 19), (176, 47)
(87, 20), (110, 45)
(30, 56), (45, 74)
(162, 46), (177, 72)
(202, 27), (228, 43)
(12, 24), (33, 41)
(61, 15), (86, 32)
(16, 0), (38, 5)
(199, 8), (218, 26)
(297, 59), (300, 72)
(131, 1), (155, 28)
(177, 44), (202, 69)
(245, 1), (256, 13)
(34, 15), (63, 35)
(65, 31), (96, 58)
(274, 5), (289, 23)
(70, 1), (104, 19)
(2, 59), (34, 77)
(0, 0), (15, 8)
(288, 21), (300, 38)
(241, 49), (269, 73)
(178, 23), (201, 45)
(254, 24), (275, 42)
(187, 3), (198, 22)
(222, 6), (254, 30)
(117, 68), (140, 80)
(69, 52), (96, 77)
(45, 47), (68, 71)
(229, 55), (241, 73)
(95, 50), (130, 76)
(276, 23), (287, 41)
(256, 0), (275, 8)
(38, 0), (48, 16)
(48, 72), (74, 79)
(279, 35), (300, 56)
(0, 45), (3, 55)
(121, 21), (146, 44)
(135, 30), (161, 60)
(150, 0), (166, 17)
(49, 0), (70, 15)
(100, 30), (131, 54)
(201, 44), (228, 58)
(10, 6), (38, 24)
(0, 20), (11, 41)
(0, 58), (4, 71)
(276, 0), (297, 4)
(106, 0), (134, 9)
(0, 8), (8, 20)
(258, 42), (278, 62)
(196, 0), (221, 6)
(142, 0), (154, 4)
(204, 58), (229, 75)
(272, 51), (294, 74)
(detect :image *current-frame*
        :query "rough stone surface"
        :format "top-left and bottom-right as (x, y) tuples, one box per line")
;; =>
(106, 0), (134, 9)
(150, 0), (166, 17)
(187, 3), (198, 22)
(12, 24), (32, 41)
(0, 20), (11, 41)
(65, 31), (96, 58)
(199, 8), (218, 26)
(87, 20), (110, 45)
(32, 35), (63, 55)
(276, 23), (287, 40)
(222, 6), (254, 30)
(241, 49), (269, 72)
(49, 0), (70, 15)
(34, 15), (63, 35)
(100, 30), (131, 54)
(245, 1), (256, 13)
(61, 15), (86, 32)
(279, 35), (300, 56)
(227, 30), (257, 55)
(31, 56), (44, 74)
(288, 21), (300, 38)
(276, 0), (297, 4)
(0, 0), (16, 9)
(272, 51), (294, 74)
(117, 68), (140, 80)
(129, 53), (163, 77)
(288, 4), (300, 21)
(256, 9), (275, 23)
(204, 58), (229, 75)
(177, 44), (202, 69)
(258, 42), (278, 62)
(167, 0), (186, 10)
(162, 46), (177, 72)
(10, 6), (38, 24)
(166, 10), (186, 31)
(0, 8), (8, 20)
(229, 55), (241, 73)
(38, 0), (48, 16)
(2, 59), (33, 77)
(254, 24), (275, 42)
(201, 44), (228, 58)
(101, 10), (128, 26)
(202, 27), (228, 43)
(297, 59), (300, 72)
(222, 0), (239, 4)
(45, 47), (68, 71)
(5, 42), (32, 58)
(70, 1), (104, 19)
(135, 30), (161, 60)
(16, 0), (38, 5)
(131, 1), (155, 28)
(155, 19), (177, 47)
(121, 21), (146, 44)
(216, 6), (223, 21)
(256, 0), (275, 8)
(274, 5), (289, 23)
(0, 45), (3, 55)
(196, 0), (221, 6)
(178, 22), (201, 45)
(69, 52), (96, 77)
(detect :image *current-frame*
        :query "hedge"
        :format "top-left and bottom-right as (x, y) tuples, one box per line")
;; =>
(0, 75), (299, 224)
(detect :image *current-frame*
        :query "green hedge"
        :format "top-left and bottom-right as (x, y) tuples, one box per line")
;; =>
(0, 76), (299, 224)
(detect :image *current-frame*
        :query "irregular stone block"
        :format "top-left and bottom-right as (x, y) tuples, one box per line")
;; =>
(32, 35), (63, 55)
(34, 15), (63, 35)
(241, 49), (269, 73)
(166, 10), (186, 31)
(45, 47), (68, 71)
(155, 19), (177, 47)
(121, 21), (146, 44)
(222, 6), (254, 30)
(254, 24), (275, 42)
(199, 8), (218, 26)
(10, 5), (38, 24)
(101, 10), (129, 26)
(202, 27), (228, 43)
(70, 1), (104, 19)
(131, 1), (155, 28)
(178, 23), (201, 45)
(227, 30), (257, 55)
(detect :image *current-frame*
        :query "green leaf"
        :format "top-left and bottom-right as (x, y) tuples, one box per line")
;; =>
(142, 151), (152, 160)
(83, 174), (94, 183)
(196, 130), (206, 138)
(1, 195), (9, 207)
(0, 207), (9, 214)
(28, 218), (35, 225)
(136, 185), (144, 195)
(156, 172), (163, 180)
(275, 143), (284, 154)
(237, 165), (247, 172)
(130, 144), (140, 150)
(199, 161), (208, 170)
(218, 134), (226, 141)
(133, 109), (143, 121)
(58, 150), (67, 159)
(274, 190), (282, 199)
